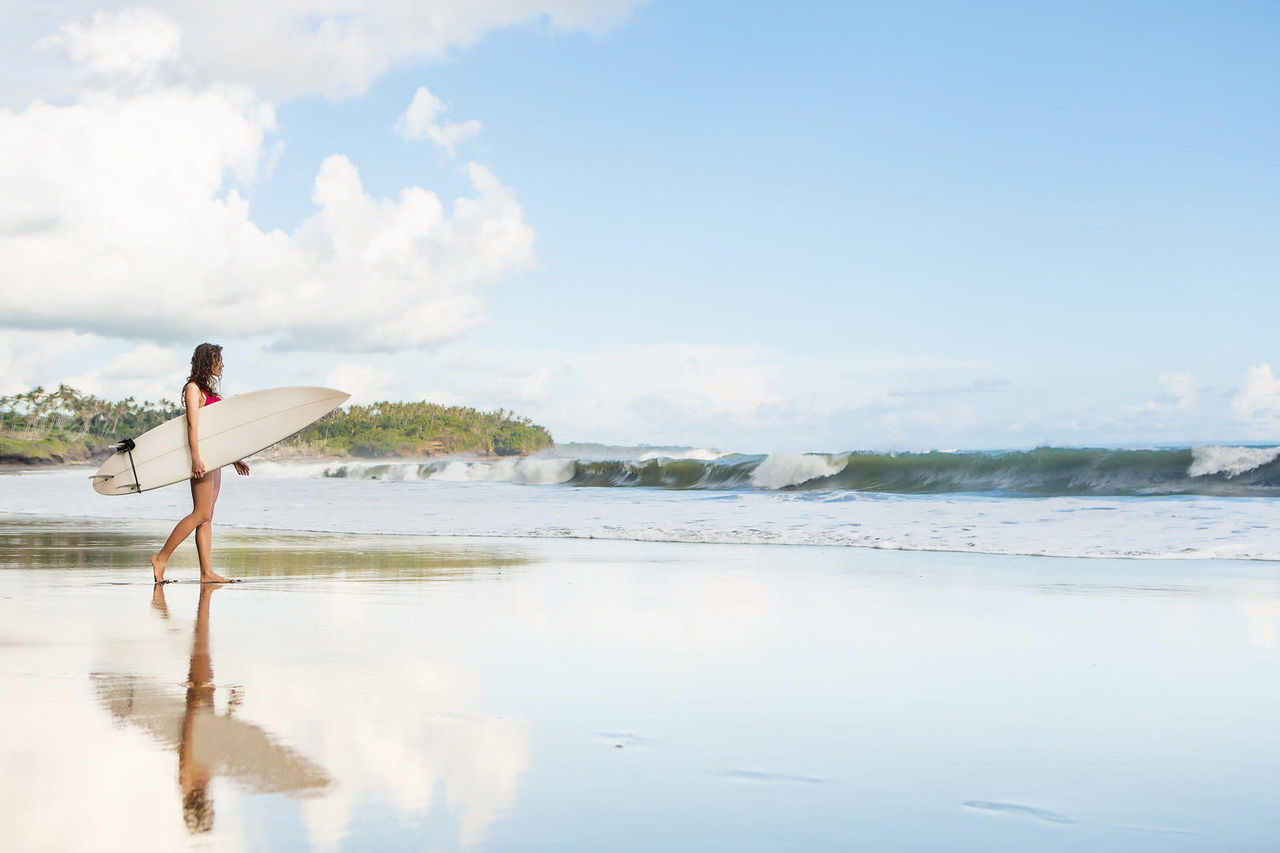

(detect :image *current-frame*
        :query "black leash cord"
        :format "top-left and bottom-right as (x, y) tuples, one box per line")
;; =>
(126, 448), (140, 493)
(115, 437), (140, 493)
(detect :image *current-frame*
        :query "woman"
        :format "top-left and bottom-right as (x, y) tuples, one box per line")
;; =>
(151, 343), (250, 584)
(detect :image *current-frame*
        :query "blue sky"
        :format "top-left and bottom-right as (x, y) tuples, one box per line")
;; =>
(2, 1), (1278, 451)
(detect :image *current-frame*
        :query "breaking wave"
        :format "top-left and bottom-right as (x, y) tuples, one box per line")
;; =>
(254, 445), (1280, 498)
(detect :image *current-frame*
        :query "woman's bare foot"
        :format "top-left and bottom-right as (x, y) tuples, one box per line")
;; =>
(150, 584), (170, 618)
(150, 553), (167, 584)
(200, 570), (233, 584)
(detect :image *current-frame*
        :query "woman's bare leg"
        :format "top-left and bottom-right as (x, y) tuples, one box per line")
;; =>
(151, 470), (222, 583)
(195, 469), (228, 583)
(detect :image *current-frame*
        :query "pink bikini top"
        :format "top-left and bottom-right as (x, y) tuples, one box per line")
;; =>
(188, 383), (220, 406)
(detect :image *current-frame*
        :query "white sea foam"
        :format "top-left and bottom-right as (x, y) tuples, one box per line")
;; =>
(424, 458), (573, 484)
(253, 460), (431, 480)
(510, 458), (576, 485)
(9, 469), (1280, 561)
(431, 461), (477, 481)
(1189, 445), (1280, 478)
(637, 448), (728, 461)
(250, 461), (337, 479)
(748, 453), (844, 490)
(323, 461), (424, 480)
(253, 456), (577, 485)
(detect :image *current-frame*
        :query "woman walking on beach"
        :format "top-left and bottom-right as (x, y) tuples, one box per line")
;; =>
(151, 343), (249, 584)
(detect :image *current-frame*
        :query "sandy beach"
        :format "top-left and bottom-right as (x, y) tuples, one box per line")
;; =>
(2, 514), (1277, 851)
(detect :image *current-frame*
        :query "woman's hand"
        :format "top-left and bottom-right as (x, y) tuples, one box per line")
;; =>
(233, 460), (250, 476)
(191, 456), (207, 479)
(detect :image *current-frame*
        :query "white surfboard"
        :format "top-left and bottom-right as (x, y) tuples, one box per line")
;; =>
(91, 386), (349, 495)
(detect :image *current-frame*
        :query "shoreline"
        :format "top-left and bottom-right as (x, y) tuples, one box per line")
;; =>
(5, 508), (1279, 566)
(9, 514), (1280, 594)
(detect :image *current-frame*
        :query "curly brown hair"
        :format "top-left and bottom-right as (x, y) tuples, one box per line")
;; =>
(186, 343), (223, 398)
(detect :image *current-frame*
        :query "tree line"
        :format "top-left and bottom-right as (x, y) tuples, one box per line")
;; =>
(291, 400), (554, 457)
(1, 385), (554, 459)
(0, 384), (181, 440)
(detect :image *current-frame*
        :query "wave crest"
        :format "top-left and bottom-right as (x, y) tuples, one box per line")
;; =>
(1188, 445), (1280, 478)
(252, 445), (1280, 497)
(749, 453), (846, 490)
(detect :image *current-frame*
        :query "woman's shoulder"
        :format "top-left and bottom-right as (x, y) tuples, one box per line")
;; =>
(183, 381), (203, 402)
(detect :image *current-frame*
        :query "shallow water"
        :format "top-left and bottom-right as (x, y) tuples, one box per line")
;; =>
(2, 517), (1278, 851)
(7, 466), (1280, 560)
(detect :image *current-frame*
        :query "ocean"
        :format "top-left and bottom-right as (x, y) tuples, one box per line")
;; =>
(5, 443), (1279, 560)
(4, 445), (1279, 851)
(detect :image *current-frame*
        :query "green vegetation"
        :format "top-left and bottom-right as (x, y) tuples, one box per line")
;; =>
(1, 384), (182, 439)
(287, 401), (554, 457)
(0, 385), (554, 464)
(0, 385), (181, 464)
(0, 432), (100, 463)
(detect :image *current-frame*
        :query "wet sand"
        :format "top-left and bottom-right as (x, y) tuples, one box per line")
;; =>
(2, 515), (1278, 851)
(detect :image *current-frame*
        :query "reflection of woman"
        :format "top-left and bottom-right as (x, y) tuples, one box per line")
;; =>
(138, 583), (327, 834)
(151, 343), (249, 584)
(180, 583), (220, 833)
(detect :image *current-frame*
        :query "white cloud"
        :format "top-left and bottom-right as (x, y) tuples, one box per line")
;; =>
(543, 344), (772, 412)
(0, 83), (534, 351)
(0, 3), (603, 355)
(396, 86), (482, 153)
(1233, 364), (1280, 426)
(102, 343), (182, 380)
(336, 343), (1019, 450)
(1160, 372), (1196, 409)
(325, 363), (394, 403)
(880, 400), (976, 431)
(411, 344), (792, 447)
(0, 330), (98, 396)
(516, 365), (550, 401)
(21, 1), (641, 101)
(37, 8), (181, 82)
(1126, 371), (1197, 414)
(62, 343), (186, 401)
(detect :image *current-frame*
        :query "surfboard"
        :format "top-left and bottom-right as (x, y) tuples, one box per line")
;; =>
(91, 386), (349, 495)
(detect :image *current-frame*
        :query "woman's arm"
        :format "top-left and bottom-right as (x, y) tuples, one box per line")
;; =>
(184, 382), (206, 479)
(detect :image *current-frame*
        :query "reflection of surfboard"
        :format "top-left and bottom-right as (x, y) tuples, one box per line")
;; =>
(91, 672), (331, 793)
(91, 386), (349, 495)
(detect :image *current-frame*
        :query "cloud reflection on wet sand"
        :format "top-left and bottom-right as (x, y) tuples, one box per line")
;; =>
(1, 525), (531, 851)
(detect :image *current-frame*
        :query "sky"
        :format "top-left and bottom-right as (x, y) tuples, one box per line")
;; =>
(1, 0), (1277, 452)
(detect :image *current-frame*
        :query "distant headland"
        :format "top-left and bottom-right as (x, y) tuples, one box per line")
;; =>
(0, 385), (553, 466)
